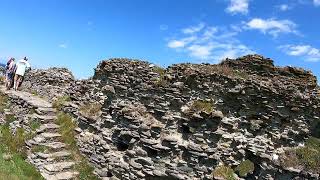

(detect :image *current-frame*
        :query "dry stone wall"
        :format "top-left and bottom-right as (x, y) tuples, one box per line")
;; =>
(20, 55), (320, 179)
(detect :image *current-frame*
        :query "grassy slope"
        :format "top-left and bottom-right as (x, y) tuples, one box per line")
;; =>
(0, 143), (43, 180)
(0, 93), (43, 180)
(56, 112), (99, 180)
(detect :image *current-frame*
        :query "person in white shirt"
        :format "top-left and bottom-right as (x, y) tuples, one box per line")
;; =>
(14, 57), (31, 91)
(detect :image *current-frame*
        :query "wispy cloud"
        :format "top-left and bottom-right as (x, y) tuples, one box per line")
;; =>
(226, 0), (249, 15)
(314, 0), (320, 6)
(167, 23), (254, 62)
(277, 4), (292, 11)
(244, 18), (298, 37)
(167, 36), (196, 48)
(279, 44), (320, 62)
(59, 43), (68, 49)
(182, 23), (205, 34)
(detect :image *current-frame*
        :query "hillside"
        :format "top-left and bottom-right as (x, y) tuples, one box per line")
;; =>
(1, 54), (320, 180)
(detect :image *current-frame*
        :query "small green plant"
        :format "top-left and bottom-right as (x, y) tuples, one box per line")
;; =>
(0, 126), (27, 155)
(153, 66), (166, 76)
(31, 145), (49, 153)
(0, 76), (5, 85)
(296, 147), (320, 169)
(234, 70), (249, 79)
(31, 90), (38, 96)
(235, 160), (255, 177)
(213, 165), (236, 180)
(5, 114), (15, 124)
(0, 93), (8, 113)
(305, 137), (320, 150)
(52, 96), (71, 109)
(281, 137), (320, 173)
(79, 103), (102, 119)
(153, 66), (170, 87)
(30, 120), (41, 131)
(190, 100), (214, 113)
(155, 78), (169, 87)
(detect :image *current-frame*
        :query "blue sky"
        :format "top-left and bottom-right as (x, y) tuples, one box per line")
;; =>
(0, 0), (319, 80)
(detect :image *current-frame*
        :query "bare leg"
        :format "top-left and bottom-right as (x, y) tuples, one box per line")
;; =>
(13, 74), (19, 90)
(18, 76), (24, 88)
(17, 76), (23, 90)
(6, 76), (11, 90)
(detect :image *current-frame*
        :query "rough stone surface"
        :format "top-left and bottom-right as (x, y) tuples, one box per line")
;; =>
(0, 88), (79, 180)
(2, 54), (320, 179)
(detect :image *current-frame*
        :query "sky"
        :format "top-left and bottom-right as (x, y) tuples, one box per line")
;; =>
(0, 0), (319, 80)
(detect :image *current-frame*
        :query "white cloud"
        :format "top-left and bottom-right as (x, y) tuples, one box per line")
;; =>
(167, 23), (254, 61)
(188, 44), (214, 58)
(167, 36), (196, 48)
(245, 18), (298, 37)
(314, 0), (320, 6)
(279, 44), (320, 62)
(226, 0), (249, 15)
(182, 23), (205, 34)
(59, 43), (68, 49)
(277, 4), (291, 11)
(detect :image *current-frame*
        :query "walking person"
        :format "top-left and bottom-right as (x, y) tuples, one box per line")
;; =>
(14, 57), (31, 91)
(5, 58), (16, 90)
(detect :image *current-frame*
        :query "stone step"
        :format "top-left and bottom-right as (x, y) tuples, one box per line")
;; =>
(43, 162), (75, 173)
(42, 171), (79, 180)
(42, 142), (67, 150)
(55, 171), (79, 180)
(33, 133), (62, 143)
(37, 151), (71, 159)
(33, 114), (57, 122)
(36, 123), (60, 134)
(41, 133), (61, 138)
(36, 107), (57, 116)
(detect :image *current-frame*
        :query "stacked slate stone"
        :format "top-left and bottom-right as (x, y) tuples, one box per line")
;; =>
(0, 65), (4, 76)
(69, 56), (319, 179)
(22, 68), (75, 102)
(18, 55), (320, 179)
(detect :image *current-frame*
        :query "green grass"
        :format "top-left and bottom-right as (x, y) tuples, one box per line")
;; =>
(0, 125), (43, 180)
(213, 165), (236, 180)
(0, 93), (8, 113)
(153, 66), (169, 87)
(5, 114), (15, 124)
(0, 146), (44, 180)
(153, 66), (166, 76)
(30, 120), (41, 132)
(190, 100), (214, 113)
(281, 137), (320, 173)
(52, 96), (71, 110)
(79, 103), (102, 119)
(235, 160), (255, 177)
(31, 145), (49, 153)
(56, 112), (99, 180)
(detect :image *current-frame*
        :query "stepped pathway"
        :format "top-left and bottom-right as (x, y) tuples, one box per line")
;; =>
(0, 86), (79, 180)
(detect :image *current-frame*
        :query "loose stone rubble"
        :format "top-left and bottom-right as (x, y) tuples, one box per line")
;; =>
(2, 54), (320, 179)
